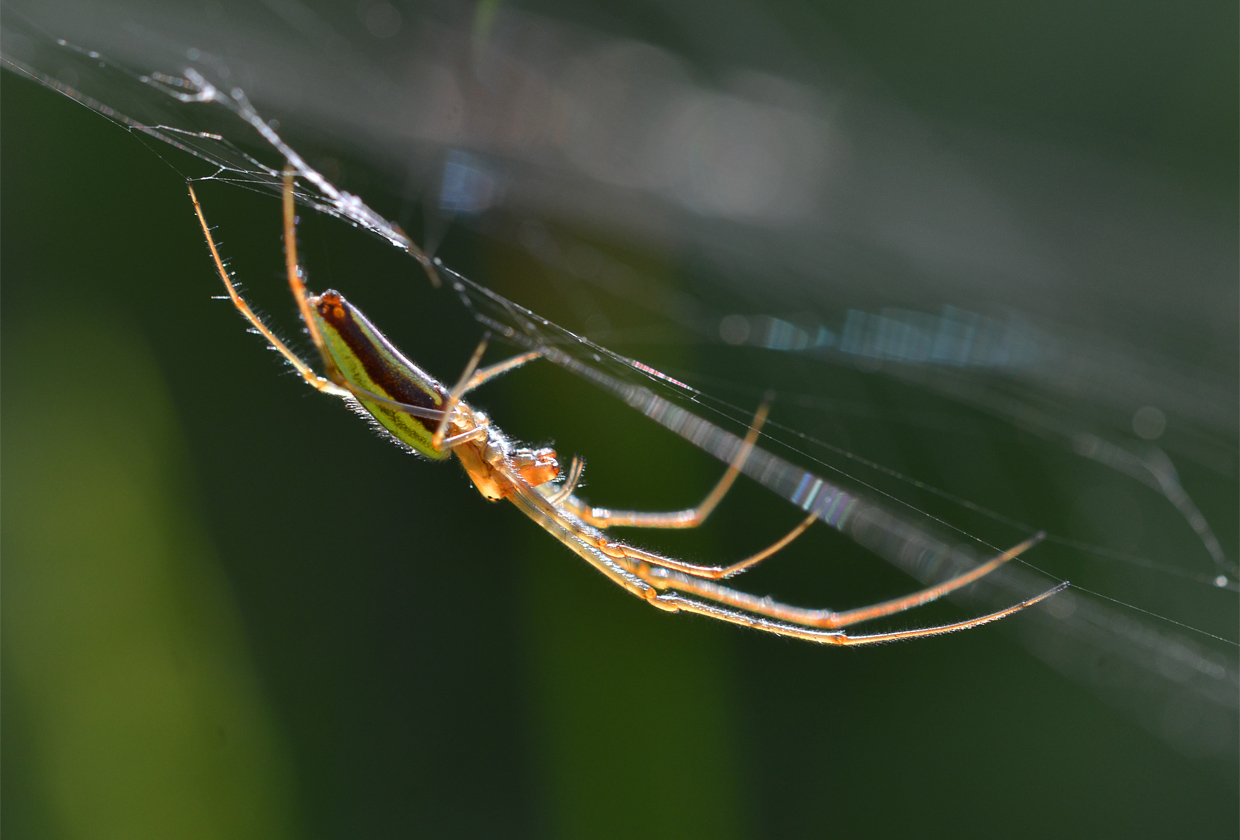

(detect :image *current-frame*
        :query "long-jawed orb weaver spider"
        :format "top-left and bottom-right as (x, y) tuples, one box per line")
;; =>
(187, 169), (1065, 646)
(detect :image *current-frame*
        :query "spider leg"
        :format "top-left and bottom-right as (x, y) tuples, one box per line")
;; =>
(280, 167), (334, 371)
(542, 456), (585, 506)
(432, 342), (543, 450)
(551, 399), (813, 580)
(513, 462), (1062, 642)
(587, 512), (818, 580)
(188, 180), (352, 400)
(506, 481), (665, 605)
(652, 583), (1068, 646)
(193, 177), (459, 428)
(433, 336), (491, 449)
(631, 532), (1046, 628)
(439, 421), (490, 450)
(463, 350), (543, 393)
(566, 401), (772, 530)
(275, 166), (525, 435)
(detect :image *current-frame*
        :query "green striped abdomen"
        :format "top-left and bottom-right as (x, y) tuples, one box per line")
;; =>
(310, 290), (452, 460)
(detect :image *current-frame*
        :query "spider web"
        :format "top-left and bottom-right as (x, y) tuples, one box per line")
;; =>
(3, 8), (1236, 758)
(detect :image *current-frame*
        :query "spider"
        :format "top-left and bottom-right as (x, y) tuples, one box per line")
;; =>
(187, 169), (1065, 646)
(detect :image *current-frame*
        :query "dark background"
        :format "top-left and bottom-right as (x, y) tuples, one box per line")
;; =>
(3, 2), (1237, 838)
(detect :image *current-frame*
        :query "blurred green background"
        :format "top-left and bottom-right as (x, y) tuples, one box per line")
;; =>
(3, 2), (1237, 838)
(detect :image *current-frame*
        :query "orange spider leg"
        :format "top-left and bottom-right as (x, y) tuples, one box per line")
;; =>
(652, 583), (1068, 646)
(589, 512), (819, 580)
(634, 532), (1046, 629)
(567, 402), (772, 530)
(188, 180), (352, 400)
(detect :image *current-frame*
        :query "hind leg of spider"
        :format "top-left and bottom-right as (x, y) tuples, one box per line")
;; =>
(278, 167), (337, 372)
(630, 532), (1046, 626)
(651, 582), (1068, 646)
(188, 180), (352, 401)
(565, 401), (772, 531)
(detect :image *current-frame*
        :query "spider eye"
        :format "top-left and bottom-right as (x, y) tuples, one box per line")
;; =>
(311, 290), (347, 322)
